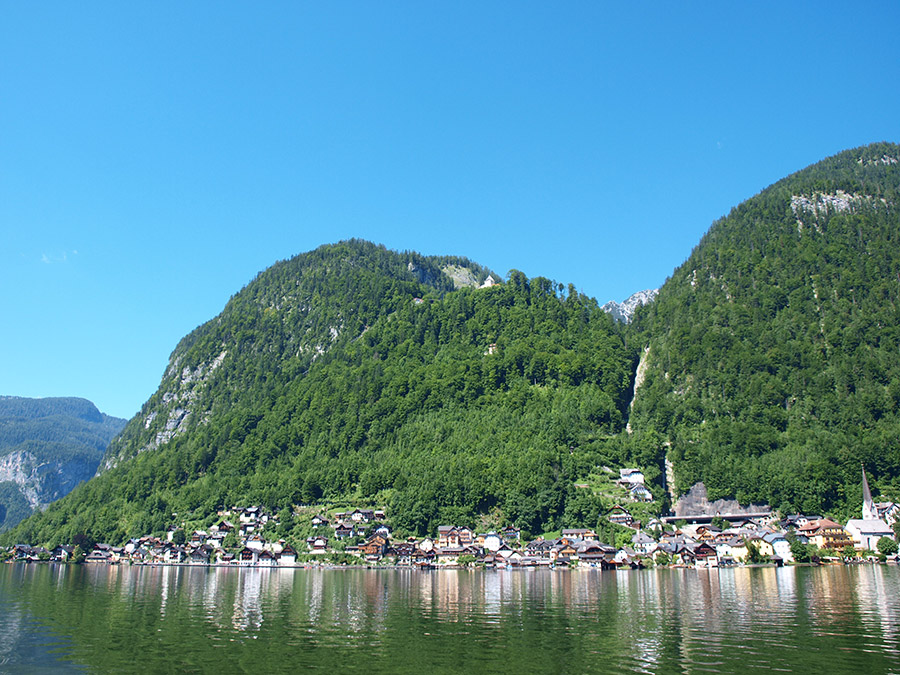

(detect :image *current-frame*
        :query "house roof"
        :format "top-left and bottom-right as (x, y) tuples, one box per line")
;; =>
(846, 519), (894, 535)
(632, 532), (655, 545)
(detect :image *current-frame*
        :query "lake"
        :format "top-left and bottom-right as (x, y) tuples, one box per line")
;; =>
(2, 563), (899, 673)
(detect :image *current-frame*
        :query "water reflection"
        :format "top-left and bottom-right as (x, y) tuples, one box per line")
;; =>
(3, 564), (900, 674)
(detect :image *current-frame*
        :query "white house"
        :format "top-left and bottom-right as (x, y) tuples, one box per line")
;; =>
(762, 532), (794, 562)
(279, 545), (297, 566)
(619, 469), (645, 486)
(845, 519), (894, 551)
(631, 531), (657, 556)
(483, 533), (503, 552)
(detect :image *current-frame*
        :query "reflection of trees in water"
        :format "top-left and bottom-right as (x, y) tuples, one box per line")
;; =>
(0, 565), (82, 672)
(0, 589), (26, 665)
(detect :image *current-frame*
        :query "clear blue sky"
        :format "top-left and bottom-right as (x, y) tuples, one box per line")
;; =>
(2, 3), (899, 420)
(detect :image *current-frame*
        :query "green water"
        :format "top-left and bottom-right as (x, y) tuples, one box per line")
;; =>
(2, 563), (899, 674)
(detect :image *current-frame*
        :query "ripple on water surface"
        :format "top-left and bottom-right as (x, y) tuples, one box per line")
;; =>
(2, 564), (900, 674)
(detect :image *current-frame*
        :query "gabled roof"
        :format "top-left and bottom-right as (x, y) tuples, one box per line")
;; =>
(632, 531), (655, 545)
(846, 518), (893, 535)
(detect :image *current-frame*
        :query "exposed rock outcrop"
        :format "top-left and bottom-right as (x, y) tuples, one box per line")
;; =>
(673, 482), (770, 519)
(602, 289), (658, 323)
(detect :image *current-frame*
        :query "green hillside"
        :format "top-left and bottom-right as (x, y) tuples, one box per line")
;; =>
(4, 242), (636, 546)
(630, 142), (900, 517)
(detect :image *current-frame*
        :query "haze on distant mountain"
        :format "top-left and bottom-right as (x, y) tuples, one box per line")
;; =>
(4, 142), (899, 547)
(0, 397), (125, 531)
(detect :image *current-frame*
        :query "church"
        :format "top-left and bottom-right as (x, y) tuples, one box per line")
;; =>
(844, 469), (896, 551)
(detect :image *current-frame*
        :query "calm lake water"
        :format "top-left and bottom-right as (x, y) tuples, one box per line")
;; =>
(2, 563), (899, 674)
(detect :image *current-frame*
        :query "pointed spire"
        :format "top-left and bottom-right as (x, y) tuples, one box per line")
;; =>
(862, 466), (878, 521)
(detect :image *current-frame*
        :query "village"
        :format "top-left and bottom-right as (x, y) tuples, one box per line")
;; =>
(5, 470), (899, 570)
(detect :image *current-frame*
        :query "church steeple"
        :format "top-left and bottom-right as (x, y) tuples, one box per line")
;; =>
(862, 467), (878, 521)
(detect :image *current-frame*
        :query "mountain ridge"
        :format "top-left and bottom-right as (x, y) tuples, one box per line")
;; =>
(99, 240), (499, 473)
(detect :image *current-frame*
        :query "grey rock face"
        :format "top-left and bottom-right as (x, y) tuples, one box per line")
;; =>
(673, 482), (770, 518)
(602, 289), (658, 323)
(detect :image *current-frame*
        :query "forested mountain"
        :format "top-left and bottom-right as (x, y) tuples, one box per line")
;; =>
(630, 142), (900, 517)
(4, 143), (899, 547)
(0, 397), (125, 531)
(4, 241), (637, 546)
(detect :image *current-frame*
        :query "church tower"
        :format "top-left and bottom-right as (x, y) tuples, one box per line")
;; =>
(862, 467), (878, 521)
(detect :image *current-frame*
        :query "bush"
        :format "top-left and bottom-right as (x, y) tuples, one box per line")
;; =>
(877, 537), (898, 557)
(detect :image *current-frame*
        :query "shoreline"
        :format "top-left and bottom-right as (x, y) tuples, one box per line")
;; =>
(7, 558), (892, 571)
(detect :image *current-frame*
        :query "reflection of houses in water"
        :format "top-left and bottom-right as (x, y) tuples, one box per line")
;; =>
(854, 565), (899, 648)
(202, 566), (221, 619)
(416, 566), (434, 609)
(159, 566), (171, 617)
(805, 567), (855, 628)
(340, 577), (370, 633)
(774, 564), (798, 611)
(360, 571), (389, 631)
(482, 570), (502, 615)
(434, 569), (460, 618)
(232, 569), (264, 632)
(275, 566), (294, 599)
(612, 570), (662, 670)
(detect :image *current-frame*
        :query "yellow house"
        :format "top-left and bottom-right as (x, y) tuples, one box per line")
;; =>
(751, 535), (774, 557)
(798, 519), (853, 551)
(715, 536), (749, 562)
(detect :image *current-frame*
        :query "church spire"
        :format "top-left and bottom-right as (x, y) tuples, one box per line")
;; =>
(862, 467), (878, 521)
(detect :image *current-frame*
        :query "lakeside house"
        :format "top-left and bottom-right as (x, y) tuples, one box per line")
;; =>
(797, 519), (855, 551)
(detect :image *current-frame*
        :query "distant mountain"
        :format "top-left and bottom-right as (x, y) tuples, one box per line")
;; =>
(0, 397), (125, 531)
(602, 289), (658, 323)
